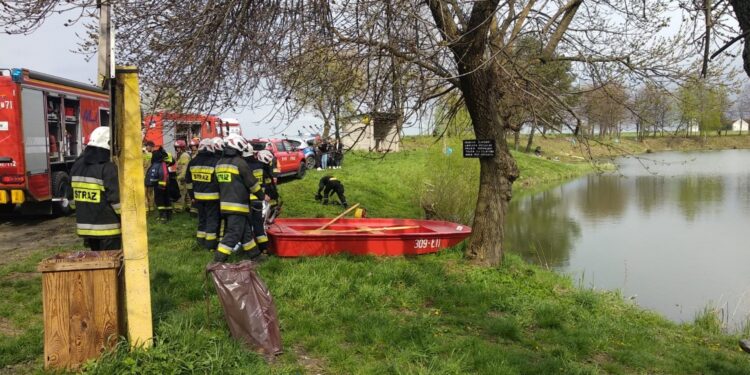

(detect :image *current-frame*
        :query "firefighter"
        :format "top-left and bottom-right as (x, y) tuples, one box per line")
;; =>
(243, 148), (272, 254)
(315, 175), (348, 208)
(214, 134), (262, 263)
(174, 140), (192, 213)
(186, 138), (220, 251)
(257, 149), (280, 223)
(70, 127), (121, 251)
(189, 137), (200, 156)
(143, 141), (155, 212)
(148, 148), (172, 222)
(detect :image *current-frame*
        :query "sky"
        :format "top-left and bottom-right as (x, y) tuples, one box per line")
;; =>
(0, 12), (317, 138)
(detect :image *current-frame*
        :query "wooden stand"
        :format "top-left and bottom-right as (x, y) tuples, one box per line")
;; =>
(38, 250), (123, 370)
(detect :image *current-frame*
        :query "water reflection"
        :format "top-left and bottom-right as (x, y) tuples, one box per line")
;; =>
(676, 176), (725, 221)
(577, 175), (627, 221)
(506, 150), (750, 329)
(505, 189), (581, 267)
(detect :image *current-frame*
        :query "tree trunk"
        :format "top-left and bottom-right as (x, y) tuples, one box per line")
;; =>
(525, 124), (536, 153)
(460, 67), (519, 266)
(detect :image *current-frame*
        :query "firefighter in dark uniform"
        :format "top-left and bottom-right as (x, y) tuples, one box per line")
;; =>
(260, 150), (280, 218)
(149, 148), (172, 222)
(243, 148), (273, 254)
(214, 134), (262, 263)
(315, 175), (348, 208)
(71, 127), (121, 250)
(186, 138), (220, 250)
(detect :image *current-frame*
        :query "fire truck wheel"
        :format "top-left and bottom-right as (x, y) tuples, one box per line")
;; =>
(296, 162), (306, 179)
(52, 171), (73, 216)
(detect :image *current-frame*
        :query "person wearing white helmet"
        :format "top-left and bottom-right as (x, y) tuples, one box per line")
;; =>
(70, 126), (122, 250)
(214, 134), (262, 262)
(255, 149), (281, 223)
(212, 137), (225, 157)
(243, 147), (276, 254)
(186, 138), (221, 250)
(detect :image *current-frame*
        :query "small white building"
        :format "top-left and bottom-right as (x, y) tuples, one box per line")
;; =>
(340, 112), (402, 152)
(732, 119), (750, 132)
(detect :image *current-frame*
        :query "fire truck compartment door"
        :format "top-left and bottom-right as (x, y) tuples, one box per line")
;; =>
(21, 89), (48, 174)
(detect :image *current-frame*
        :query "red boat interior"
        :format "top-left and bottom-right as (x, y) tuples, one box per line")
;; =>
(286, 224), (432, 234)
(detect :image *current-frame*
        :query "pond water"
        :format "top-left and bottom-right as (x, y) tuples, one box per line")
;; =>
(505, 149), (750, 329)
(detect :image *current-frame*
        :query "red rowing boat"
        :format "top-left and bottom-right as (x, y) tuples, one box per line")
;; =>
(266, 218), (472, 257)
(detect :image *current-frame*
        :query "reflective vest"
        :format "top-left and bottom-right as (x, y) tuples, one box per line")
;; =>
(186, 151), (219, 201)
(216, 150), (261, 214)
(176, 151), (191, 181)
(70, 150), (121, 237)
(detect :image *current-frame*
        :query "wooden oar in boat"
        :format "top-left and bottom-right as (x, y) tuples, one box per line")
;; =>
(305, 225), (419, 234)
(307, 203), (360, 233)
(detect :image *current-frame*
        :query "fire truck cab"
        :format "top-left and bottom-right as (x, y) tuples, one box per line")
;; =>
(0, 68), (110, 215)
(142, 113), (242, 155)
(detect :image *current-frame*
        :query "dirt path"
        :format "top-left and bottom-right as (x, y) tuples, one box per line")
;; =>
(0, 215), (80, 266)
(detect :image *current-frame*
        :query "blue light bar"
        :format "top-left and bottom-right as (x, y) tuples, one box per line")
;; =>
(10, 69), (23, 83)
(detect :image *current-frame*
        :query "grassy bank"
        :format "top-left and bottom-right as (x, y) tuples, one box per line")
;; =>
(509, 132), (750, 163)
(2, 140), (749, 374)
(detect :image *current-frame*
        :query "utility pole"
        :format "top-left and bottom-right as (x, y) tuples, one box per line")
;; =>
(97, 1), (153, 349)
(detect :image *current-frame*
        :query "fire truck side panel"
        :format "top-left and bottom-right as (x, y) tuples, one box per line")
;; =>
(20, 88), (51, 200)
(0, 78), (26, 195)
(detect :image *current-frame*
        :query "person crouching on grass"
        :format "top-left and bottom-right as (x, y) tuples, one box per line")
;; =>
(315, 175), (348, 208)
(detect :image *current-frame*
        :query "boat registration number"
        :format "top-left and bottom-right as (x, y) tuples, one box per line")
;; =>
(414, 239), (441, 249)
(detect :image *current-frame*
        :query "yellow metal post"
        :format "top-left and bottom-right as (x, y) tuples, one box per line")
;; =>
(114, 66), (153, 348)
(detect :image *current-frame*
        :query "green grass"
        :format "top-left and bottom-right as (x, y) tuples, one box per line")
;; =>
(2, 138), (750, 374)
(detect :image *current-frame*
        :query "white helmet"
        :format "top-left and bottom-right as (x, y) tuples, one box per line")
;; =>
(242, 148), (254, 158)
(198, 138), (214, 153)
(224, 133), (248, 152)
(256, 149), (274, 165)
(88, 126), (111, 150)
(211, 137), (225, 152)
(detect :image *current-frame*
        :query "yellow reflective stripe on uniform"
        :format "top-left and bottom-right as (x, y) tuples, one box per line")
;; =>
(215, 164), (240, 174)
(71, 181), (105, 191)
(329, 177), (337, 181)
(111, 203), (121, 215)
(217, 243), (233, 255)
(205, 233), (217, 241)
(190, 166), (215, 174)
(77, 228), (122, 236)
(196, 231), (207, 239)
(76, 223), (121, 236)
(158, 181), (167, 186)
(242, 240), (257, 251)
(72, 176), (104, 185)
(194, 192), (219, 200)
(256, 235), (269, 244)
(220, 202), (249, 213)
(250, 183), (261, 193)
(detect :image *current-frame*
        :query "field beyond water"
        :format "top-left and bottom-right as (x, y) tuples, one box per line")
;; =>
(2, 137), (750, 374)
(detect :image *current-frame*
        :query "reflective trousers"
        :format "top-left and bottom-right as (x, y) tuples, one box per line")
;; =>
(195, 200), (220, 250)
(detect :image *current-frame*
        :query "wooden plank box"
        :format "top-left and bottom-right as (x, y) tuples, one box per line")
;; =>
(38, 250), (123, 370)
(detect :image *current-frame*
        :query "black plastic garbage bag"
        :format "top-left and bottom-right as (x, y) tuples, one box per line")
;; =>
(206, 261), (282, 356)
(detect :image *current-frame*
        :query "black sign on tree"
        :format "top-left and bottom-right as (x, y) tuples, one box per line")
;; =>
(463, 139), (495, 158)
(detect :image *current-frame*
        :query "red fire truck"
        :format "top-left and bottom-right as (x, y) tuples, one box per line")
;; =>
(142, 113), (242, 155)
(0, 68), (110, 215)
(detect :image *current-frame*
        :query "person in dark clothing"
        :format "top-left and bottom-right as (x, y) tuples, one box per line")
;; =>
(319, 139), (330, 169)
(243, 149), (273, 254)
(71, 127), (121, 251)
(186, 138), (220, 250)
(214, 134), (262, 263)
(315, 175), (347, 208)
(148, 148), (172, 222)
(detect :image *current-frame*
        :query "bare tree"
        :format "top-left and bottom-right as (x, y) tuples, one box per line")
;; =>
(0, 1), (697, 266)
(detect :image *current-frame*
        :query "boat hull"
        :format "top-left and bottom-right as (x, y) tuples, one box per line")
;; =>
(266, 218), (472, 257)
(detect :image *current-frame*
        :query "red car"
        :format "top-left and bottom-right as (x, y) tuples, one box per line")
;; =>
(249, 138), (306, 179)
